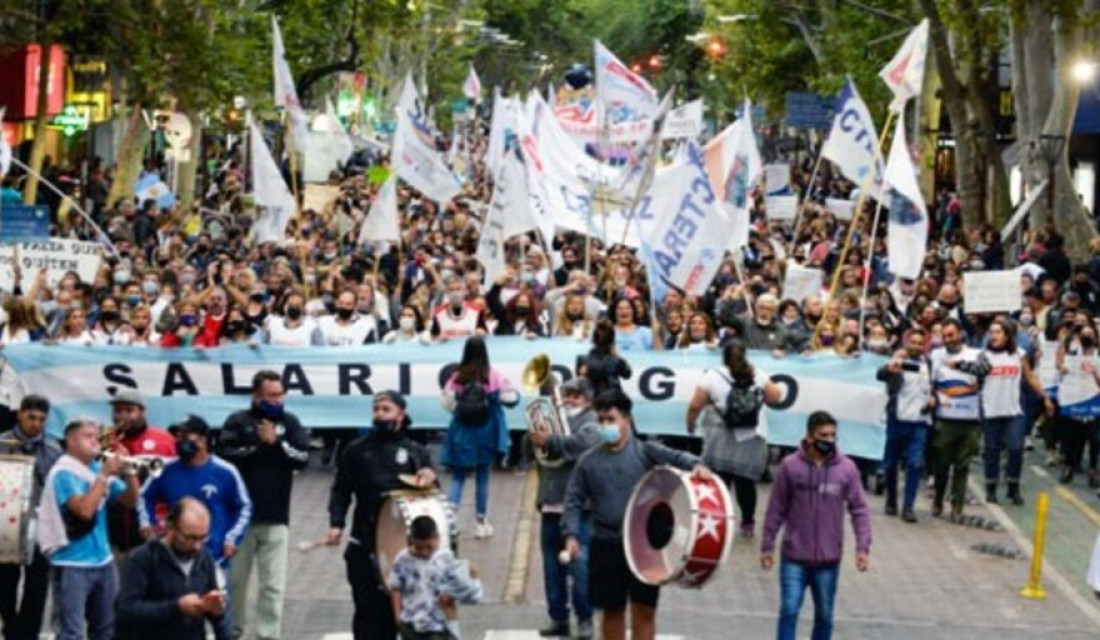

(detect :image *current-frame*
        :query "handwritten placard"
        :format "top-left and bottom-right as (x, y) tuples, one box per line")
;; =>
(963, 270), (1022, 314)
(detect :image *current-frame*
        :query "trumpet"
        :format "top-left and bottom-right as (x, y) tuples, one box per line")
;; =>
(96, 450), (165, 478)
(522, 354), (572, 468)
(98, 425), (121, 448)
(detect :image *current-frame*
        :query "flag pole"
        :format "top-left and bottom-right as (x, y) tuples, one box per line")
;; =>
(284, 114), (311, 300)
(857, 197), (887, 340)
(789, 149), (826, 251)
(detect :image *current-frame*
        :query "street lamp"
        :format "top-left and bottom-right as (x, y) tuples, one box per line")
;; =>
(1073, 59), (1099, 84)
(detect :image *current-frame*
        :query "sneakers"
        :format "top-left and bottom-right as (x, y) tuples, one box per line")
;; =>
(901, 509), (918, 523)
(576, 620), (594, 639)
(739, 521), (755, 539)
(884, 502), (898, 516)
(538, 621), (570, 638)
(474, 520), (495, 539)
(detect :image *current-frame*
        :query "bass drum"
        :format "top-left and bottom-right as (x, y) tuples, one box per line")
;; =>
(622, 466), (734, 589)
(0, 455), (36, 565)
(375, 490), (456, 587)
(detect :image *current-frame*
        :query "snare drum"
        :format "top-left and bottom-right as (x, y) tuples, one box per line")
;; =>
(0, 455), (36, 565)
(375, 490), (456, 587)
(623, 466), (734, 589)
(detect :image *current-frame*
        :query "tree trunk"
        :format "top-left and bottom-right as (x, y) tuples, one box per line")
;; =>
(174, 112), (202, 215)
(23, 41), (53, 205)
(106, 105), (150, 210)
(1011, 0), (1055, 227)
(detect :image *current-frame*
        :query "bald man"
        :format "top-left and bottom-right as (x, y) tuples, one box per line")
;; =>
(116, 498), (231, 640)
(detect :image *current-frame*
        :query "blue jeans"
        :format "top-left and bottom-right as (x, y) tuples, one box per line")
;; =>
(983, 415), (1025, 483)
(881, 416), (928, 511)
(541, 512), (592, 625)
(449, 465), (491, 518)
(777, 559), (839, 640)
(51, 564), (118, 640)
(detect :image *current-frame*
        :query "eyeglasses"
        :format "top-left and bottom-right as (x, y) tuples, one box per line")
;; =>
(172, 526), (209, 544)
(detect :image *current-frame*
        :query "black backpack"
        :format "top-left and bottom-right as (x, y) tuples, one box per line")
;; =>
(585, 351), (615, 395)
(719, 373), (764, 429)
(454, 379), (491, 425)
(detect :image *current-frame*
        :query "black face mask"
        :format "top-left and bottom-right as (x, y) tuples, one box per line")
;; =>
(225, 321), (245, 335)
(373, 418), (401, 436)
(250, 293), (265, 303)
(1083, 336), (1097, 349)
(514, 307), (530, 318)
(176, 439), (199, 461)
(337, 308), (355, 320)
(813, 439), (836, 456)
(286, 307), (303, 320)
(100, 311), (119, 323)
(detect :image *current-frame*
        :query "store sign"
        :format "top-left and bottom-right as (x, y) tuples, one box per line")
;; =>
(48, 105), (88, 137)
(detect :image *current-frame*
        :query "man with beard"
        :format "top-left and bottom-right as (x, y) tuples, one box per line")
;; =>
(326, 391), (437, 640)
(721, 293), (799, 355)
(430, 277), (487, 341)
(116, 498), (230, 640)
(787, 294), (824, 353)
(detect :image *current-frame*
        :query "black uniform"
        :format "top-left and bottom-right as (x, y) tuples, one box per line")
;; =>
(0, 428), (61, 640)
(328, 430), (434, 640)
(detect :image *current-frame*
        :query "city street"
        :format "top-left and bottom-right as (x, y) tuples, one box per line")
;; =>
(252, 443), (1100, 640)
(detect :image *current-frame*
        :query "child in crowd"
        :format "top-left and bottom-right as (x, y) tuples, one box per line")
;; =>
(389, 516), (483, 640)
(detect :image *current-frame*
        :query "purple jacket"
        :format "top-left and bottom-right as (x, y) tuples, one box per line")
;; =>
(761, 442), (872, 565)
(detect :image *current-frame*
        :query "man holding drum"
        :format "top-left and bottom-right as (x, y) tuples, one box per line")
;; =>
(0, 395), (61, 640)
(563, 389), (712, 640)
(327, 390), (438, 640)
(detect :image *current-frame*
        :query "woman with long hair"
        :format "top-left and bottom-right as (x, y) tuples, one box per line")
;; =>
(677, 312), (719, 351)
(56, 308), (94, 345)
(610, 296), (654, 351)
(440, 336), (518, 539)
(382, 305), (431, 344)
(686, 341), (782, 538)
(578, 319), (632, 397)
(91, 296), (131, 345)
(0, 296), (46, 344)
(552, 293), (593, 340)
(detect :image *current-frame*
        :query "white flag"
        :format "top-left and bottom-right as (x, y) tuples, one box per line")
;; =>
(249, 122), (296, 244)
(1, 107), (12, 177)
(486, 88), (516, 180)
(883, 113), (928, 279)
(358, 175), (401, 244)
(392, 109), (461, 205)
(493, 150), (540, 240)
(594, 40), (660, 123)
(879, 19), (930, 112)
(821, 78), (884, 193)
(641, 141), (730, 297)
(463, 66), (482, 103)
(271, 16), (309, 153)
(703, 99), (762, 250)
(475, 196), (508, 285)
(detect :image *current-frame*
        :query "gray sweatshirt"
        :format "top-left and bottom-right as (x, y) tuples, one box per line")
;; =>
(525, 408), (603, 510)
(563, 436), (700, 542)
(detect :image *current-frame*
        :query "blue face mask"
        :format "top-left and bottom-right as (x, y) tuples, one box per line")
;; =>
(598, 424), (621, 444)
(257, 400), (284, 420)
(176, 439), (199, 461)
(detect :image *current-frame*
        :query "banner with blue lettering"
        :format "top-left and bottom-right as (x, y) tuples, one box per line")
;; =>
(1, 340), (890, 460)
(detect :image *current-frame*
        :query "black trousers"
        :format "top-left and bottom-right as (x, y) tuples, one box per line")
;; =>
(0, 548), (50, 640)
(345, 541), (397, 640)
(717, 472), (758, 526)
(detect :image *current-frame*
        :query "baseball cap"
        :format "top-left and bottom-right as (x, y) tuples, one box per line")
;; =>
(374, 390), (407, 410)
(561, 378), (594, 398)
(168, 415), (211, 438)
(110, 388), (145, 408)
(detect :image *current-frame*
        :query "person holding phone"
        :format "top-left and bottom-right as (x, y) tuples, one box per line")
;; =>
(116, 498), (231, 640)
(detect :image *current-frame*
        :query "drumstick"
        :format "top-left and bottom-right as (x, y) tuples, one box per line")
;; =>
(296, 538), (331, 553)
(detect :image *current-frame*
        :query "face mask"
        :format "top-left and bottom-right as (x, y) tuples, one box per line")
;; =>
(336, 308), (354, 320)
(324, 252), (338, 261)
(400, 317), (416, 332)
(598, 424), (621, 444)
(100, 310), (119, 323)
(514, 306), (530, 318)
(448, 292), (465, 307)
(180, 274), (196, 286)
(867, 338), (889, 350)
(1019, 313), (1034, 327)
(225, 321), (245, 334)
(113, 271), (130, 285)
(930, 338), (944, 349)
(568, 312), (584, 322)
(373, 418), (401, 435)
(813, 439), (835, 456)
(125, 295), (142, 307)
(565, 406), (585, 419)
(179, 314), (197, 327)
(257, 400), (284, 420)
(1083, 336), (1097, 349)
(250, 292), (265, 303)
(176, 439), (199, 461)
(142, 281), (159, 295)
(820, 335), (835, 346)
(439, 269), (455, 282)
(781, 316), (798, 326)
(285, 307), (303, 320)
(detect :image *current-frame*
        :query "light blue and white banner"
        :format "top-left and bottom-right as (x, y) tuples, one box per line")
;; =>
(2, 340), (890, 460)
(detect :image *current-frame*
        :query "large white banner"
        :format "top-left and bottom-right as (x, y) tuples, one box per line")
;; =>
(3, 340), (890, 460)
(0, 239), (103, 291)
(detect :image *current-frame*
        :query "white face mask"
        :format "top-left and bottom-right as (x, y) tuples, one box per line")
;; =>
(399, 317), (416, 332)
(565, 406), (585, 419)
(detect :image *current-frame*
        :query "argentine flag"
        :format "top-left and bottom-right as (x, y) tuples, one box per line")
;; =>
(134, 172), (176, 209)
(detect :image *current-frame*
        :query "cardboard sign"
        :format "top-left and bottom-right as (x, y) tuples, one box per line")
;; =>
(765, 195), (799, 221)
(963, 270), (1022, 314)
(783, 260), (824, 303)
(0, 238), (103, 291)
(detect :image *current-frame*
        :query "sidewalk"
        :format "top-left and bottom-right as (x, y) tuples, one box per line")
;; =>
(262, 458), (1100, 639)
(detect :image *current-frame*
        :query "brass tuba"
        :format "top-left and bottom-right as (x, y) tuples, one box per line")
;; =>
(522, 354), (572, 468)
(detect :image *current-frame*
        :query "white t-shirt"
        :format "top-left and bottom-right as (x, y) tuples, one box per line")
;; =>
(979, 348), (1025, 418)
(264, 316), (320, 346)
(317, 314), (378, 346)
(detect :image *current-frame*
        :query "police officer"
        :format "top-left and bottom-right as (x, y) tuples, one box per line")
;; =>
(0, 395), (61, 640)
(325, 390), (437, 640)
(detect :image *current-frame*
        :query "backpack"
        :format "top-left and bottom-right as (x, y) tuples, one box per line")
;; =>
(719, 372), (764, 429)
(454, 379), (491, 425)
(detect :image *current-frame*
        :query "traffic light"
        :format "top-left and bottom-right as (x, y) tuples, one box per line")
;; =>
(706, 37), (727, 60)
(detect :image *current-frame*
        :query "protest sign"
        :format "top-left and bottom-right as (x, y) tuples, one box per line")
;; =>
(825, 197), (855, 220)
(963, 270), (1021, 314)
(765, 195), (799, 221)
(3, 339), (889, 460)
(763, 164), (791, 195)
(783, 261), (824, 303)
(0, 238), (102, 291)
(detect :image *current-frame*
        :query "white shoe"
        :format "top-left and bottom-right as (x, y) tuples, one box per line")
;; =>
(475, 521), (494, 539)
